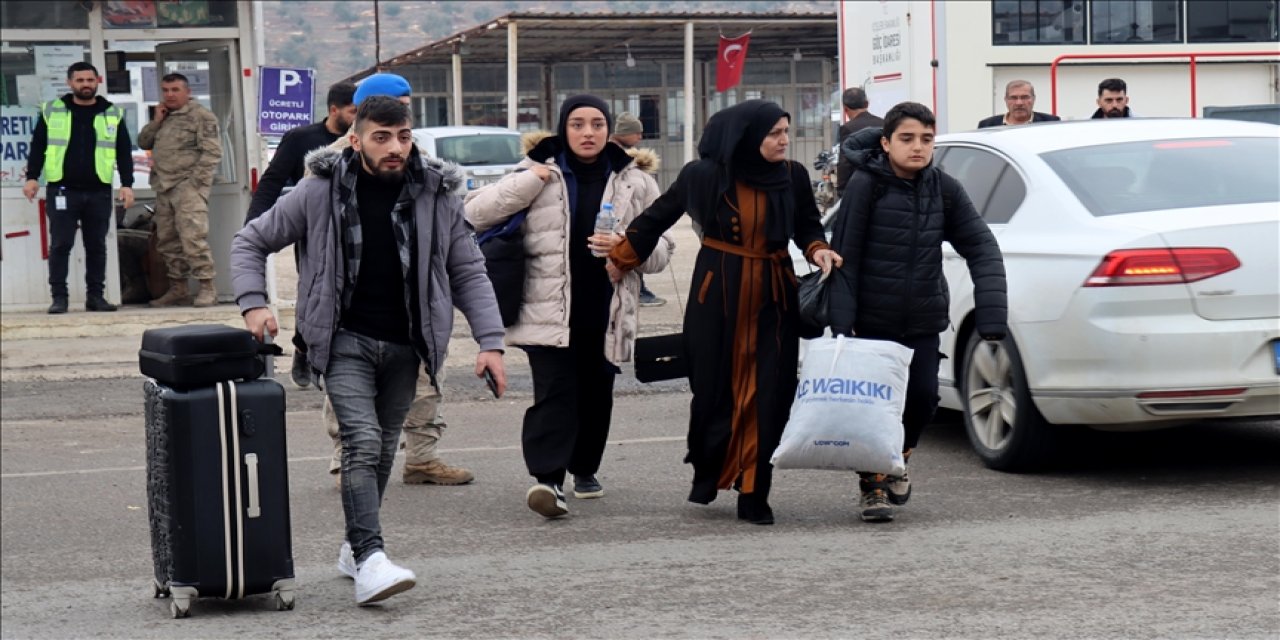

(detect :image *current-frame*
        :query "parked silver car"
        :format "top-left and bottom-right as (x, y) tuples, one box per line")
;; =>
(411, 126), (523, 192)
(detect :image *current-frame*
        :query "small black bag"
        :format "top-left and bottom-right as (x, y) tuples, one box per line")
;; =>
(477, 209), (528, 327)
(139, 324), (282, 389)
(633, 333), (687, 383)
(797, 269), (831, 339)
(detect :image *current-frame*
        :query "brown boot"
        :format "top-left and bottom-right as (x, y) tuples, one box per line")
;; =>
(149, 279), (190, 307)
(192, 279), (217, 307)
(403, 459), (475, 485)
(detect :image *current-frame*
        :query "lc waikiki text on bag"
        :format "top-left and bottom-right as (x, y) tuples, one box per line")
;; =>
(771, 335), (913, 476)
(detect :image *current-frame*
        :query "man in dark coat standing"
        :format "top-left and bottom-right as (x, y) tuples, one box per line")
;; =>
(1091, 77), (1137, 119)
(245, 81), (357, 224)
(835, 87), (884, 192)
(977, 80), (1061, 128)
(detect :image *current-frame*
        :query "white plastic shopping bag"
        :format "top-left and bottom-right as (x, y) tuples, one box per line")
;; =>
(771, 336), (914, 476)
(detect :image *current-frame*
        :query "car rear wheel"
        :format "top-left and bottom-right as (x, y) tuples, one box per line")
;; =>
(962, 333), (1055, 471)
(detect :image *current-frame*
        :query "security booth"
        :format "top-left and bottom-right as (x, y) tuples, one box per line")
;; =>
(0, 0), (265, 311)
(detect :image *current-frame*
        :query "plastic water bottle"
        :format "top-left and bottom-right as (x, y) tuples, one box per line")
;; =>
(592, 203), (616, 257)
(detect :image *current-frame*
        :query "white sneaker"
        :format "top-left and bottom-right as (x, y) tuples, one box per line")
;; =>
(354, 551), (416, 605)
(337, 541), (356, 579)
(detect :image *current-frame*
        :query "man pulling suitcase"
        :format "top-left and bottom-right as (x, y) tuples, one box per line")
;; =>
(232, 96), (508, 605)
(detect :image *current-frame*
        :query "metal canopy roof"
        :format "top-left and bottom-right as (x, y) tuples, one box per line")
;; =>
(353, 11), (837, 78)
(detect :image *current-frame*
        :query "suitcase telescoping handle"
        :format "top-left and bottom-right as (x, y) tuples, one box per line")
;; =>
(259, 333), (279, 380)
(244, 453), (261, 519)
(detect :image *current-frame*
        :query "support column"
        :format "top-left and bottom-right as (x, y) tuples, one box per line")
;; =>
(684, 21), (695, 166)
(452, 48), (463, 126)
(507, 20), (519, 130)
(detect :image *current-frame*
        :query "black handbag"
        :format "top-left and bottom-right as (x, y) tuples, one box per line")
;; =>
(633, 332), (687, 383)
(477, 209), (528, 327)
(797, 268), (831, 339)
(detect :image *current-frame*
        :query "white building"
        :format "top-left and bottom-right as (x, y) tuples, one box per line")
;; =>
(840, 0), (1278, 132)
(1, 0), (269, 311)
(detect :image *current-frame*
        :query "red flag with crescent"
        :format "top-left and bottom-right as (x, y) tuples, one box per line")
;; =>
(716, 32), (751, 92)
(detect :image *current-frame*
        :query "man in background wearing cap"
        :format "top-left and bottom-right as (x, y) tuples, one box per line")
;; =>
(353, 72), (413, 107)
(610, 113), (666, 307)
(314, 73), (477, 490)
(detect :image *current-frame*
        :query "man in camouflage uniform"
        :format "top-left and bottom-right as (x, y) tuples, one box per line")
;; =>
(138, 72), (222, 307)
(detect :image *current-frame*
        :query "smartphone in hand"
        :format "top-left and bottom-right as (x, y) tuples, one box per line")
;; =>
(483, 368), (501, 398)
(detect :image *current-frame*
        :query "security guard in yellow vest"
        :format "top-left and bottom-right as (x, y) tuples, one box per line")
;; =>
(138, 72), (223, 308)
(23, 61), (135, 314)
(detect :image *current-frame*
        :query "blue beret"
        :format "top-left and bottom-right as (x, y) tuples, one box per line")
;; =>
(354, 73), (412, 105)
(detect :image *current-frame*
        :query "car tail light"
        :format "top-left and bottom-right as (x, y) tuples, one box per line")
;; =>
(1084, 248), (1240, 287)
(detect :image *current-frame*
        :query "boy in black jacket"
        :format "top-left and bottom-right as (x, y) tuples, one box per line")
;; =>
(828, 102), (1008, 522)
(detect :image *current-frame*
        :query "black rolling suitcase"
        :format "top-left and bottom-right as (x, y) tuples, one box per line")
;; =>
(142, 326), (295, 618)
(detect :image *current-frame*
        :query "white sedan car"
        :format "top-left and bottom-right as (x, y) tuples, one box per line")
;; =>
(933, 118), (1279, 470)
(411, 126), (523, 191)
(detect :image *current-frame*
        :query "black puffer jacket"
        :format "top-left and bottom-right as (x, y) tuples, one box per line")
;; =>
(828, 130), (1007, 339)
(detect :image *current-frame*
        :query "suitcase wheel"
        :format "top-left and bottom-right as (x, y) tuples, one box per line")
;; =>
(167, 586), (196, 618)
(274, 590), (295, 611)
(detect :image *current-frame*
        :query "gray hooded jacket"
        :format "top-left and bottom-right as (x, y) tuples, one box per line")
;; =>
(232, 146), (505, 378)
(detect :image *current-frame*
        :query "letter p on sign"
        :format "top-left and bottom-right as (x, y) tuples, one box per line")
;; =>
(278, 70), (302, 94)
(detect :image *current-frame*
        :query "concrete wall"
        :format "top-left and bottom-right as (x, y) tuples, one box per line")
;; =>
(841, 1), (1278, 134)
(943, 1), (1279, 131)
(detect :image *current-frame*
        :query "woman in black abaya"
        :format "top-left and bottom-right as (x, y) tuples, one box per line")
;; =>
(607, 100), (841, 524)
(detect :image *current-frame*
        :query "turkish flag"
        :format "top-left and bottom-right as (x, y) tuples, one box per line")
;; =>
(716, 32), (751, 92)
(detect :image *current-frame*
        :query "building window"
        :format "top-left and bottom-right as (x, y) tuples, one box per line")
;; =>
(992, 0), (1087, 45)
(413, 96), (450, 128)
(0, 1), (88, 29)
(1091, 0), (1182, 43)
(0, 41), (92, 188)
(101, 0), (238, 29)
(1188, 0), (1278, 42)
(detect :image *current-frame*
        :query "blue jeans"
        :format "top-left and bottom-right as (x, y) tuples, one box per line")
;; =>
(325, 329), (420, 563)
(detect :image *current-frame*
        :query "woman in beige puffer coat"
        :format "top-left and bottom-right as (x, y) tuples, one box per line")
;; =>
(463, 96), (674, 519)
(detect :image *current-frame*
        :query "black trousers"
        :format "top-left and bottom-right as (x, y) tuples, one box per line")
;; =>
(522, 330), (616, 486)
(46, 186), (113, 299)
(859, 332), (941, 452)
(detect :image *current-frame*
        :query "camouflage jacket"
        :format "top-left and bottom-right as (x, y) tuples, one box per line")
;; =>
(138, 101), (222, 193)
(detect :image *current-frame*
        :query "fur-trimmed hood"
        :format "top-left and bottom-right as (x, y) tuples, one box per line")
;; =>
(303, 144), (467, 196)
(520, 130), (660, 175)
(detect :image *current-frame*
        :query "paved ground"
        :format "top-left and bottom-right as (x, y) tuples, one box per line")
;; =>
(1, 365), (1277, 638)
(2, 219), (1278, 638)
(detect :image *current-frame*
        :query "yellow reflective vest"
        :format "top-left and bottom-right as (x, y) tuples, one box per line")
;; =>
(40, 99), (124, 185)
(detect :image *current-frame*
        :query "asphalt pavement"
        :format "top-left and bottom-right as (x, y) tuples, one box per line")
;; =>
(2, 359), (1278, 638)
(1, 225), (1278, 638)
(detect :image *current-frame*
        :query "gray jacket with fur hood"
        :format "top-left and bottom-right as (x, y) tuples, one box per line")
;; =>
(232, 145), (505, 378)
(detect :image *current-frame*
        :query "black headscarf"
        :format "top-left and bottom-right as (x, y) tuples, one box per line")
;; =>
(697, 99), (795, 243)
(557, 94), (612, 147)
(528, 93), (613, 164)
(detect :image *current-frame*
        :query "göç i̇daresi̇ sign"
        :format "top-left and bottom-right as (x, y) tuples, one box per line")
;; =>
(257, 66), (315, 135)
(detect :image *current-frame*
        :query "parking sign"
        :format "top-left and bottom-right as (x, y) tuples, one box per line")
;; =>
(257, 67), (315, 135)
